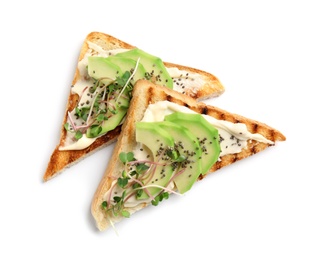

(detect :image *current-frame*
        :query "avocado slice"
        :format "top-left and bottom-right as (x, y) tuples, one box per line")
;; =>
(86, 56), (134, 138)
(165, 112), (221, 175)
(155, 121), (202, 194)
(86, 89), (130, 138)
(115, 48), (173, 89)
(136, 122), (175, 199)
(105, 56), (146, 84)
(86, 108), (128, 138)
(87, 56), (122, 84)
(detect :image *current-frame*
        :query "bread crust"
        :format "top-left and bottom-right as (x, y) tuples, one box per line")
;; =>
(43, 32), (225, 181)
(91, 80), (286, 231)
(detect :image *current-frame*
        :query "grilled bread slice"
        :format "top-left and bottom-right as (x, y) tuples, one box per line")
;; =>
(91, 79), (285, 231)
(43, 32), (225, 181)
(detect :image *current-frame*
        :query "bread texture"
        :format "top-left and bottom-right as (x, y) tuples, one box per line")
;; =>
(91, 80), (286, 231)
(43, 32), (225, 181)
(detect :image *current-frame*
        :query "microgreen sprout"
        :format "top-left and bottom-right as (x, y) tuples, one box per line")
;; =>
(66, 111), (77, 131)
(119, 152), (135, 164)
(101, 145), (188, 220)
(74, 130), (83, 140)
(96, 113), (108, 122)
(64, 122), (70, 131)
(88, 125), (100, 138)
(103, 190), (130, 218)
(116, 58), (140, 104)
(151, 192), (169, 206)
(117, 177), (128, 188)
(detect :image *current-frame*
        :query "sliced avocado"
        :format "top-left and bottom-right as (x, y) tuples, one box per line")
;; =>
(165, 112), (221, 175)
(115, 48), (173, 89)
(87, 56), (122, 84)
(86, 56), (136, 138)
(105, 56), (146, 84)
(155, 121), (202, 194)
(86, 108), (127, 138)
(86, 89), (130, 138)
(136, 122), (175, 199)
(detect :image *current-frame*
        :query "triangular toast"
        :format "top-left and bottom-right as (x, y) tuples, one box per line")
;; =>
(44, 32), (225, 181)
(91, 79), (285, 231)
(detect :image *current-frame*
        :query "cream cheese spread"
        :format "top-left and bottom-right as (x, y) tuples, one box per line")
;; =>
(167, 67), (206, 95)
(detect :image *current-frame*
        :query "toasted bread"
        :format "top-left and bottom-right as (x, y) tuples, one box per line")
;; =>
(91, 79), (285, 231)
(44, 32), (225, 181)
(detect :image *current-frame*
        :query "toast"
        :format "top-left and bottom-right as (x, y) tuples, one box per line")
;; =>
(43, 32), (225, 181)
(91, 79), (286, 231)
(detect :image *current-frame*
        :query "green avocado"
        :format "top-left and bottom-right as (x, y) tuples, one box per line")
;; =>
(86, 89), (130, 138)
(165, 112), (221, 175)
(135, 122), (175, 199)
(87, 56), (122, 84)
(155, 121), (202, 194)
(115, 48), (173, 89)
(86, 56), (134, 138)
(105, 56), (146, 84)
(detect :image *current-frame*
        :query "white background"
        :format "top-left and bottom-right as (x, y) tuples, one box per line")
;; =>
(1, 1), (312, 259)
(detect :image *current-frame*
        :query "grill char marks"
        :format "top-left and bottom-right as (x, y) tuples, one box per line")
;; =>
(270, 129), (278, 143)
(147, 86), (154, 104)
(166, 94), (188, 107)
(253, 123), (259, 133)
(197, 103), (238, 123)
(201, 106), (208, 115)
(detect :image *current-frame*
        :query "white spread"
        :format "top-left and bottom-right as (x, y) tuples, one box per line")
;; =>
(167, 67), (206, 95)
(60, 42), (206, 151)
(102, 101), (273, 208)
(59, 134), (96, 151)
